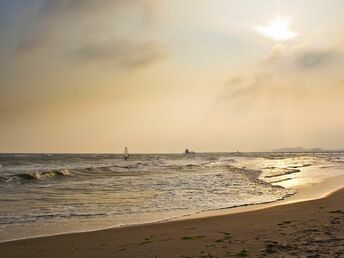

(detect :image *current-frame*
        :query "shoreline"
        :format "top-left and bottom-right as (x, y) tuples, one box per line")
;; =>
(179, 173), (344, 221)
(1, 175), (344, 257)
(1, 173), (344, 245)
(1, 189), (343, 257)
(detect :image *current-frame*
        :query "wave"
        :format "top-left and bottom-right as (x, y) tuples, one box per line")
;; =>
(0, 212), (108, 226)
(288, 164), (311, 168)
(263, 168), (301, 178)
(269, 178), (293, 184)
(111, 163), (146, 169)
(0, 169), (72, 184)
(0, 158), (260, 185)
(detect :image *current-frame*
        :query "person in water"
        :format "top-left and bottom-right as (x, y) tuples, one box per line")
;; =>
(124, 146), (129, 160)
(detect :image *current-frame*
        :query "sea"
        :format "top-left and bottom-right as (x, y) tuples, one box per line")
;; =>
(1, 152), (344, 242)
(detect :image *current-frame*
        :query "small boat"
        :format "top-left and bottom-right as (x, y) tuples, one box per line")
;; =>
(184, 148), (195, 154)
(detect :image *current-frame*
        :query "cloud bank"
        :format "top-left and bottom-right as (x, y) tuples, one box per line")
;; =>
(221, 44), (344, 104)
(12, 0), (166, 70)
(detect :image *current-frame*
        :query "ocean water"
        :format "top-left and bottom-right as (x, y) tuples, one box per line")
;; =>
(0, 152), (344, 242)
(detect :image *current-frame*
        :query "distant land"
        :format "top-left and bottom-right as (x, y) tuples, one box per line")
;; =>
(273, 147), (344, 152)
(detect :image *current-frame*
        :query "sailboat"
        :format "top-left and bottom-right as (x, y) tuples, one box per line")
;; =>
(124, 147), (129, 160)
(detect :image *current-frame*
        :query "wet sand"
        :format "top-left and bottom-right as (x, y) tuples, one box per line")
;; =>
(1, 185), (343, 257)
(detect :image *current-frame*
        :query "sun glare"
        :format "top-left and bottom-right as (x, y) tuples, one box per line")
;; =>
(255, 16), (298, 41)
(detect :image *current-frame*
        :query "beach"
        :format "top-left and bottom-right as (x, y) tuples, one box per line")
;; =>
(3, 152), (333, 242)
(2, 1), (344, 257)
(1, 177), (343, 258)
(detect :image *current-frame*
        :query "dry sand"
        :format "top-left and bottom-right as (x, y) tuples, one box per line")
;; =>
(1, 185), (344, 257)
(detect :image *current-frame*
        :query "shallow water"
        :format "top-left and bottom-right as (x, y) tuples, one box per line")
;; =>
(0, 152), (343, 242)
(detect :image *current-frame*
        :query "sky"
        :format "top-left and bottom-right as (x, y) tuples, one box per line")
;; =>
(1, 0), (344, 153)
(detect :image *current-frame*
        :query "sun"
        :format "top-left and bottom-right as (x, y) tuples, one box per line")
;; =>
(255, 16), (298, 41)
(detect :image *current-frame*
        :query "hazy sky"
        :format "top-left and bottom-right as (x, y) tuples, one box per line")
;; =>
(1, 0), (344, 153)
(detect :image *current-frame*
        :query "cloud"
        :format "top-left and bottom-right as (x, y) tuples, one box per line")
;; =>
(15, 38), (50, 53)
(36, 0), (158, 21)
(259, 44), (286, 64)
(261, 45), (342, 71)
(11, 0), (166, 69)
(295, 49), (339, 70)
(218, 44), (344, 107)
(224, 76), (244, 87)
(73, 40), (167, 70)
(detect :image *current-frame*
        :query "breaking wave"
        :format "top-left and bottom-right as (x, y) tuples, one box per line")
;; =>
(0, 169), (72, 184)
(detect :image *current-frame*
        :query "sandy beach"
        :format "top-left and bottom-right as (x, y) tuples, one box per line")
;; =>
(2, 1), (344, 257)
(1, 183), (343, 258)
